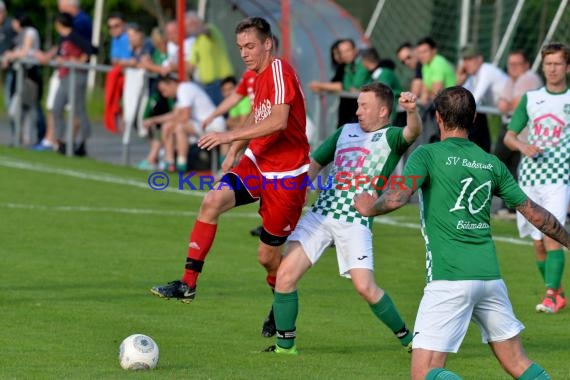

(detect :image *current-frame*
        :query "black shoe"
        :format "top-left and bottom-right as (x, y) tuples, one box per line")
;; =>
(262, 307), (276, 337)
(250, 225), (263, 237)
(73, 141), (87, 157)
(150, 280), (196, 303)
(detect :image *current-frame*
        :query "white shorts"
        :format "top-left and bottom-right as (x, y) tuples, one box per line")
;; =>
(45, 72), (60, 111)
(412, 279), (524, 353)
(517, 183), (570, 240)
(287, 211), (373, 277)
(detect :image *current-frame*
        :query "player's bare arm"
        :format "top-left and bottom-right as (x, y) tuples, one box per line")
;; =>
(307, 159), (323, 183)
(399, 92), (422, 143)
(198, 104), (290, 151)
(203, 92), (244, 128)
(503, 130), (543, 158)
(354, 187), (413, 217)
(516, 198), (570, 248)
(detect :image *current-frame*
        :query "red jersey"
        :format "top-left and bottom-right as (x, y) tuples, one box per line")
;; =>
(244, 58), (310, 177)
(236, 69), (256, 106)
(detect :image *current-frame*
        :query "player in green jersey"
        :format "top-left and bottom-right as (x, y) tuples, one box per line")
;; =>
(504, 42), (570, 314)
(355, 86), (570, 380)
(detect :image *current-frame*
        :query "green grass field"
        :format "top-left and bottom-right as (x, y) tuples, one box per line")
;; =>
(1, 147), (569, 379)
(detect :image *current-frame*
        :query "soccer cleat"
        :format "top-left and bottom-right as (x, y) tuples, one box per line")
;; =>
(535, 296), (557, 314)
(556, 288), (567, 311)
(405, 342), (413, 353)
(261, 308), (277, 337)
(263, 344), (298, 355)
(150, 280), (196, 303)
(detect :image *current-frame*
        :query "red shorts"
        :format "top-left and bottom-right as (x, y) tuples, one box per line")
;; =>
(230, 157), (307, 237)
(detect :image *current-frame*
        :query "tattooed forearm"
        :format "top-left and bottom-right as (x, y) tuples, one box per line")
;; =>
(516, 198), (570, 247)
(373, 188), (413, 215)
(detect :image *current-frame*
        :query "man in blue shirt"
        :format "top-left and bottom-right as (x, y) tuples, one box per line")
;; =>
(107, 12), (131, 65)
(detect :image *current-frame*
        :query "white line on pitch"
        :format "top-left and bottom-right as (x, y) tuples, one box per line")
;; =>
(1, 202), (531, 246)
(0, 156), (207, 197)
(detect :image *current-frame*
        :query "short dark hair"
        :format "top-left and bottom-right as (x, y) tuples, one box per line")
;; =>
(220, 76), (237, 87)
(235, 17), (272, 42)
(360, 48), (380, 64)
(396, 42), (413, 54)
(337, 38), (356, 49)
(508, 49), (529, 63)
(108, 12), (125, 22)
(541, 42), (570, 64)
(434, 86), (476, 131)
(56, 12), (73, 28)
(127, 22), (144, 33)
(416, 37), (437, 49)
(360, 82), (394, 114)
(14, 12), (32, 28)
(157, 74), (180, 84)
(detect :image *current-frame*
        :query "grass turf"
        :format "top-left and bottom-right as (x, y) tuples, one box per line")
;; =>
(0, 146), (569, 379)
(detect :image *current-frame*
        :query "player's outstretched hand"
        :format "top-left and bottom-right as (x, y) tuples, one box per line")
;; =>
(354, 192), (378, 217)
(198, 132), (232, 151)
(398, 92), (417, 112)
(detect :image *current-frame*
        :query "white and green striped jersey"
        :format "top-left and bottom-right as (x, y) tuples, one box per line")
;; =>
(508, 87), (570, 187)
(311, 123), (410, 228)
(402, 138), (528, 283)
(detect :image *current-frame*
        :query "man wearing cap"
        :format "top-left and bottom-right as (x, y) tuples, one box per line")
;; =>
(456, 45), (508, 152)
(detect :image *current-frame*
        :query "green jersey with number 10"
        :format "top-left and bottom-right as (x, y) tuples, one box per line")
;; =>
(403, 137), (528, 283)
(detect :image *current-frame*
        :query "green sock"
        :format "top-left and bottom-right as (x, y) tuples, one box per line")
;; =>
(545, 249), (565, 290)
(518, 363), (551, 380)
(273, 290), (298, 349)
(426, 368), (463, 380)
(536, 260), (546, 283)
(369, 293), (411, 346)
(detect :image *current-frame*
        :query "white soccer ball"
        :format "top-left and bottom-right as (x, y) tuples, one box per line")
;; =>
(119, 334), (159, 370)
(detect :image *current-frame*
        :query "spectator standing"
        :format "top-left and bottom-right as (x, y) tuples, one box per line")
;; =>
(495, 50), (543, 179)
(415, 37), (456, 145)
(2, 12), (41, 146)
(138, 27), (172, 170)
(504, 42), (570, 314)
(125, 23), (153, 66)
(309, 38), (371, 127)
(0, 1), (17, 116)
(39, 12), (95, 156)
(185, 11), (234, 106)
(396, 42), (423, 97)
(164, 20), (194, 76)
(57, 0), (92, 43)
(416, 37), (455, 105)
(107, 12), (130, 65)
(456, 45), (508, 152)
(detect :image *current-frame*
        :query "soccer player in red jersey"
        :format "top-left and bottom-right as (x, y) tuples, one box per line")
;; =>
(151, 17), (310, 338)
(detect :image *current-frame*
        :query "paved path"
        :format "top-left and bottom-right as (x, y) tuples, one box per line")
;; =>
(0, 119), (149, 167)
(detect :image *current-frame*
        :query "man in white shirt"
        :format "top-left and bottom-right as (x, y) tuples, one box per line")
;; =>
(163, 20), (195, 77)
(143, 75), (225, 172)
(457, 45), (508, 152)
(495, 50), (543, 213)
